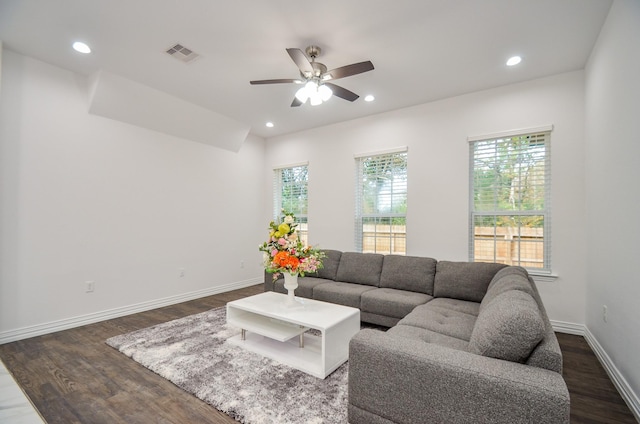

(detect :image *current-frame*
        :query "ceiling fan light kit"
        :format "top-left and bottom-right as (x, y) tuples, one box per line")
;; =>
(250, 45), (374, 107)
(295, 81), (333, 106)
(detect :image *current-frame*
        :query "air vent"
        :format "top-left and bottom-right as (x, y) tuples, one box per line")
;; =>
(165, 43), (200, 63)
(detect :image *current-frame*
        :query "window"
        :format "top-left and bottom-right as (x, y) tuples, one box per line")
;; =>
(274, 163), (308, 244)
(355, 149), (407, 255)
(469, 127), (551, 271)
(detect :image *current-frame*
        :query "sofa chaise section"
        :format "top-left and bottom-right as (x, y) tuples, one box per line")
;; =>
(348, 329), (570, 424)
(347, 260), (569, 423)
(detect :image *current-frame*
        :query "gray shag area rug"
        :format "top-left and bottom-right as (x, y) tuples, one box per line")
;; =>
(106, 307), (350, 424)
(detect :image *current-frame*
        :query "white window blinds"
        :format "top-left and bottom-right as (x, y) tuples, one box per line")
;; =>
(274, 164), (308, 244)
(355, 149), (407, 254)
(469, 130), (551, 271)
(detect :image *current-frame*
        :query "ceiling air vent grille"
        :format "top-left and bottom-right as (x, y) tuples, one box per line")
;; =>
(166, 43), (200, 63)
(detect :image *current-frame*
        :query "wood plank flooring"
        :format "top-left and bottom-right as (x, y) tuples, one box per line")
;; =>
(0, 284), (637, 423)
(557, 332), (637, 423)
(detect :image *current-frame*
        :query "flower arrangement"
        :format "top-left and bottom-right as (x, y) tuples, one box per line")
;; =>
(259, 210), (324, 279)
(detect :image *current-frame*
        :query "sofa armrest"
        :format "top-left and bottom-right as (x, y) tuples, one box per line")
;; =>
(348, 329), (570, 424)
(263, 270), (275, 292)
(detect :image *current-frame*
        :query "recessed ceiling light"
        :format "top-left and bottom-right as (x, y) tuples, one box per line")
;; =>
(364, 95), (375, 102)
(506, 56), (522, 66)
(266, 122), (274, 128)
(72, 41), (91, 54)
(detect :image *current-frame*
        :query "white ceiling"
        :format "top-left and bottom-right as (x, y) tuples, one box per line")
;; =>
(0, 0), (612, 139)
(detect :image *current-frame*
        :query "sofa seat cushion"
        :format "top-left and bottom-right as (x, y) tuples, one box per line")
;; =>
(469, 290), (545, 363)
(361, 288), (433, 319)
(434, 261), (507, 302)
(335, 252), (384, 286)
(397, 303), (477, 341)
(426, 298), (480, 317)
(526, 327), (564, 373)
(274, 276), (329, 299)
(360, 312), (401, 328)
(387, 324), (469, 352)
(379, 255), (437, 295)
(313, 281), (377, 309)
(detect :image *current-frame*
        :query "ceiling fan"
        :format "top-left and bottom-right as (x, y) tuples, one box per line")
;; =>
(250, 45), (374, 107)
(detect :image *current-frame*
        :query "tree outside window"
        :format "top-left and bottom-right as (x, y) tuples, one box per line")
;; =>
(275, 164), (308, 245)
(470, 131), (550, 271)
(356, 151), (407, 254)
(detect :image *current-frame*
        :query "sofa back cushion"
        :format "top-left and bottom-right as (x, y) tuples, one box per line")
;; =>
(311, 249), (342, 280)
(480, 266), (535, 313)
(434, 261), (507, 302)
(379, 255), (437, 295)
(335, 252), (384, 286)
(469, 290), (545, 363)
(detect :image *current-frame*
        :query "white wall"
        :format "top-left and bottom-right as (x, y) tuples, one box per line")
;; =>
(585, 0), (640, 407)
(0, 50), (266, 337)
(265, 71), (587, 325)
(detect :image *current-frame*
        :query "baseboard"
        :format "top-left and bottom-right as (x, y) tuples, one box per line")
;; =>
(583, 328), (640, 422)
(550, 319), (585, 335)
(0, 278), (262, 345)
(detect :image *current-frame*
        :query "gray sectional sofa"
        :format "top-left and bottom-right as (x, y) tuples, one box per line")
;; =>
(263, 250), (570, 424)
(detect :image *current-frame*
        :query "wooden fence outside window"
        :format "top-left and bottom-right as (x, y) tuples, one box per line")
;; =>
(360, 224), (544, 268)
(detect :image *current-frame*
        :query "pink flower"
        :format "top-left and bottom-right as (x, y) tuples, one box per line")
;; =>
(278, 238), (287, 246)
(271, 249), (277, 257)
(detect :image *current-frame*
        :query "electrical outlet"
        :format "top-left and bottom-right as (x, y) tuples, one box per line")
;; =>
(602, 305), (608, 323)
(240, 260), (245, 269)
(179, 268), (185, 278)
(85, 281), (95, 293)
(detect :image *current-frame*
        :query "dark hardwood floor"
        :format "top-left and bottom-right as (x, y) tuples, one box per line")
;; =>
(0, 284), (636, 423)
(557, 332), (637, 423)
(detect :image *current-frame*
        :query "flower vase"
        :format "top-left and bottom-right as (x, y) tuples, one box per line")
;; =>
(283, 272), (299, 305)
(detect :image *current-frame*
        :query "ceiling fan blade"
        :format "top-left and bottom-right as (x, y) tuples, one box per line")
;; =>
(250, 78), (302, 85)
(325, 82), (359, 102)
(325, 61), (374, 80)
(286, 48), (313, 75)
(291, 97), (304, 107)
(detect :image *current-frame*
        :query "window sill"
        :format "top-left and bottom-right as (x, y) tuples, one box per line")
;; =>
(529, 271), (558, 283)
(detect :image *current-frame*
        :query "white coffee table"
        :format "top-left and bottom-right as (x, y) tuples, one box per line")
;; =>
(226, 291), (360, 379)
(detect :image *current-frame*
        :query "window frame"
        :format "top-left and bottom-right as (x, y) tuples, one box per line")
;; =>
(468, 126), (552, 273)
(273, 162), (309, 245)
(355, 147), (408, 255)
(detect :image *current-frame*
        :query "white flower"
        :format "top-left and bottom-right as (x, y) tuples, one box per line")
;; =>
(284, 215), (294, 224)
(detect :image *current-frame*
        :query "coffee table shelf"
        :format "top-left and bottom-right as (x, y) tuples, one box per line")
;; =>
(226, 292), (360, 379)
(228, 310), (309, 342)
